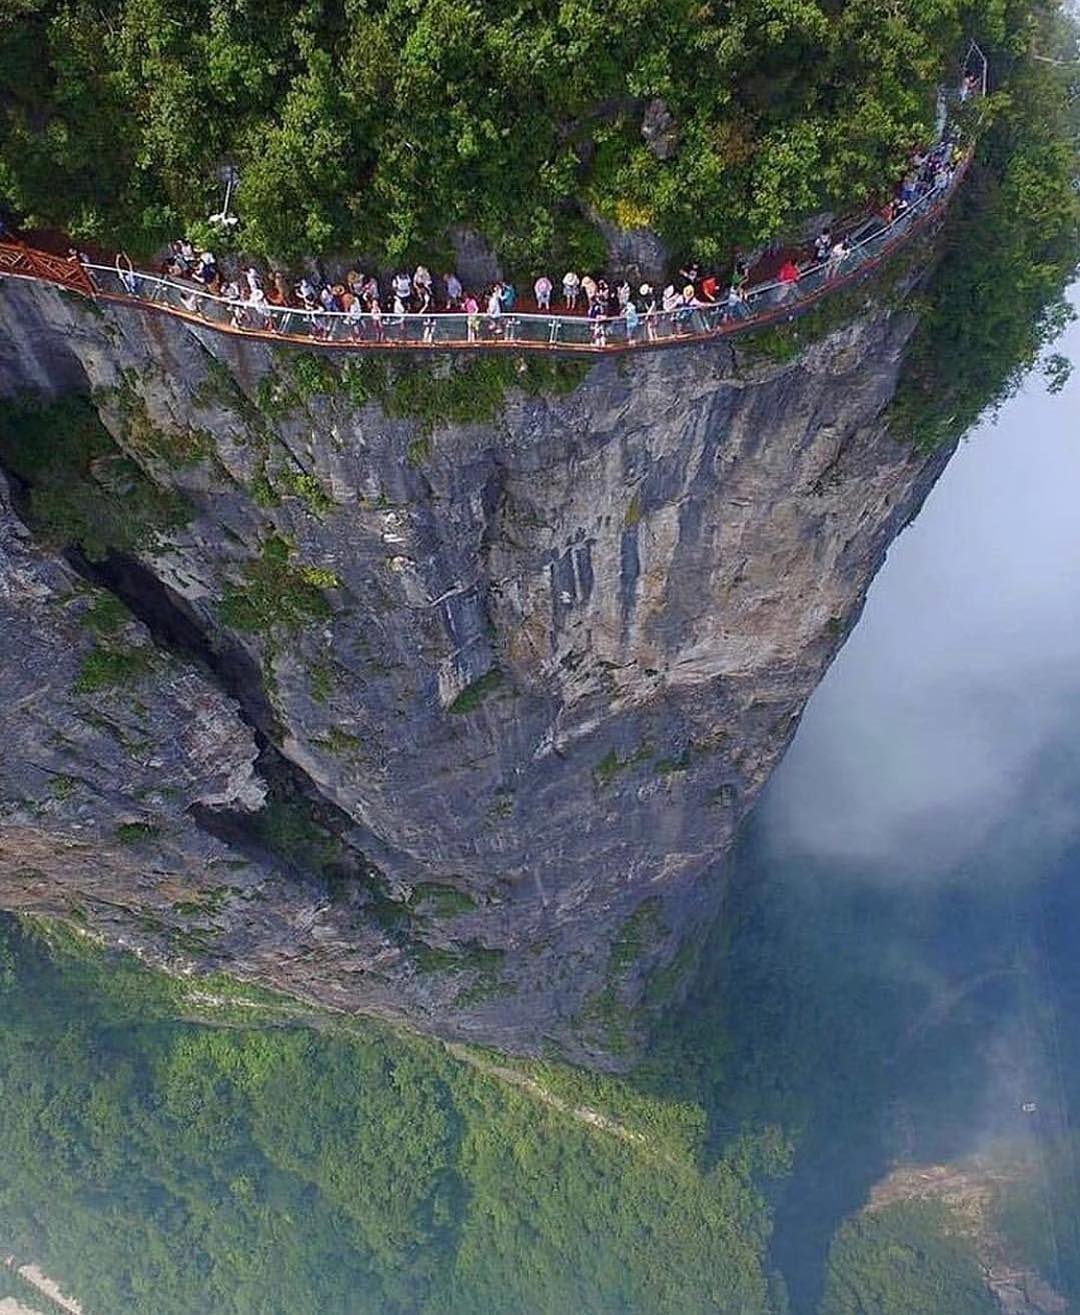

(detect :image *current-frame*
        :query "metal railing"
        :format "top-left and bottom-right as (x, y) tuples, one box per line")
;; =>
(0, 153), (970, 357)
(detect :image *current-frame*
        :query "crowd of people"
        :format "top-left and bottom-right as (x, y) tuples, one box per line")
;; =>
(114, 133), (965, 346)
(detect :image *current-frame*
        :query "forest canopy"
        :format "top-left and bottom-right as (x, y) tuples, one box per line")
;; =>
(0, 0), (1026, 266)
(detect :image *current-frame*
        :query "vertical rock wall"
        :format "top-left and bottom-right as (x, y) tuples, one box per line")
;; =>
(0, 279), (950, 1062)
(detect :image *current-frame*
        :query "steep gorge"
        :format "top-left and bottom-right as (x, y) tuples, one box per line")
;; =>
(0, 277), (951, 1064)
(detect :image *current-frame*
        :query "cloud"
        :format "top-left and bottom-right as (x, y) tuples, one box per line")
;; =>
(759, 288), (1080, 882)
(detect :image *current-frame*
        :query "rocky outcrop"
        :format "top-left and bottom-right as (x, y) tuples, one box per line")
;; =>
(641, 98), (680, 161)
(0, 276), (951, 1063)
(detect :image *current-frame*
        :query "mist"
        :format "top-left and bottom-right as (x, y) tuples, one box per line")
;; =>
(761, 289), (1080, 879)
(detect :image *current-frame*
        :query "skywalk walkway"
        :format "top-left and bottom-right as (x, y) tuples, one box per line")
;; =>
(0, 156), (970, 358)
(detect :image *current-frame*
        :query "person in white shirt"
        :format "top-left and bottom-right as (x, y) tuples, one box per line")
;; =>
(347, 296), (364, 340)
(562, 271), (580, 309)
(534, 274), (553, 311)
(249, 285), (270, 327)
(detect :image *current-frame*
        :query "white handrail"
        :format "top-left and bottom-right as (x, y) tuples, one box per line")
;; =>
(72, 145), (962, 346)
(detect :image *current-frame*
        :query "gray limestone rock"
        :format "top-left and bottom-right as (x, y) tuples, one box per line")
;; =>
(0, 276), (952, 1065)
(641, 98), (680, 161)
(448, 226), (504, 292)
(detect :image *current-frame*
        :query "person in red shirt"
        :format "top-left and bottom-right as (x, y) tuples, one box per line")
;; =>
(777, 258), (800, 301)
(699, 272), (719, 302)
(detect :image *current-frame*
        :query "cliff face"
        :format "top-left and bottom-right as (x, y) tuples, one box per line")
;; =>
(0, 278), (951, 1062)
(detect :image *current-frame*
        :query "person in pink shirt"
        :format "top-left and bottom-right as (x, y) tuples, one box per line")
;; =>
(464, 293), (480, 342)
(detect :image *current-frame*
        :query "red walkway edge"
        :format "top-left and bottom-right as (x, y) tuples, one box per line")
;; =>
(0, 163), (965, 359)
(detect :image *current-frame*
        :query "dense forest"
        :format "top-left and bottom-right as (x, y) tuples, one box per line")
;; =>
(0, 916), (779, 1315)
(0, 0), (1052, 268)
(2, 775), (1078, 1315)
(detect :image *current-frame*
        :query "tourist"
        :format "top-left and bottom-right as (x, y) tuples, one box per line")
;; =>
(370, 298), (384, 341)
(827, 237), (850, 276)
(616, 279), (631, 310)
(245, 265), (263, 296)
(534, 273), (553, 311)
(249, 285), (271, 328)
(677, 286), (697, 332)
(501, 280), (517, 312)
(392, 270), (412, 306)
(562, 270), (581, 309)
(416, 281), (433, 314)
(588, 295), (607, 346)
(699, 272), (719, 302)
(777, 258), (800, 300)
(624, 299), (640, 342)
(813, 231), (831, 262)
(413, 265), (433, 299)
(272, 271), (291, 307)
(464, 293), (480, 341)
(661, 284), (682, 337)
(486, 286), (504, 331)
(444, 271), (463, 309)
(168, 240), (191, 274)
(193, 251), (218, 288)
(725, 283), (749, 320)
(222, 279), (245, 326)
(347, 295), (365, 340)
(581, 273), (598, 305)
(639, 284), (658, 341)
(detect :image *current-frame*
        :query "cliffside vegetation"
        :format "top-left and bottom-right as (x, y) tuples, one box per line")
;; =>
(819, 1201), (996, 1315)
(892, 5), (1080, 447)
(0, 0), (1027, 267)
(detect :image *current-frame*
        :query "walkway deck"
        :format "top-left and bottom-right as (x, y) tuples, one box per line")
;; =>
(0, 158), (968, 358)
